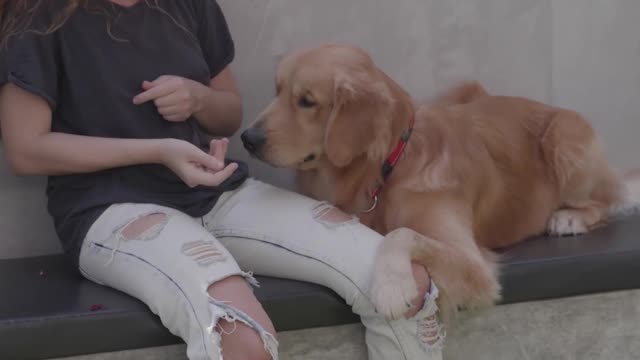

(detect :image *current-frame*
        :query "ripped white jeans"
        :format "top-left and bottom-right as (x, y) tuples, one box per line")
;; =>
(78, 178), (445, 360)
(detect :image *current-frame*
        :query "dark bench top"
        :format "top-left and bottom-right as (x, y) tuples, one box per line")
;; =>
(2, 215), (640, 359)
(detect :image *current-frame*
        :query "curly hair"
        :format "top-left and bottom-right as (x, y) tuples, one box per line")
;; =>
(0, 0), (183, 47)
(0, 0), (80, 46)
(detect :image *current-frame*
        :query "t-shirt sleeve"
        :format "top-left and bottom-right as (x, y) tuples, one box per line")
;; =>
(196, 0), (235, 78)
(0, 31), (59, 109)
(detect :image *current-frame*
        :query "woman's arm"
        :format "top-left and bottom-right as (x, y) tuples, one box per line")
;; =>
(193, 66), (243, 136)
(0, 83), (232, 187)
(0, 83), (168, 176)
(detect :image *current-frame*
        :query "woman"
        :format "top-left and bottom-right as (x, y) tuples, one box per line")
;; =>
(0, 1), (445, 359)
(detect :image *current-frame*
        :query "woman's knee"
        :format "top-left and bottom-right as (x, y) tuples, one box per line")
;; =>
(404, 263), (431, 318)
(208, 276), (278, 360)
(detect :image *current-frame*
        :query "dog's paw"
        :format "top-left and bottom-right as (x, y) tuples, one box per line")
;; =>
(547, 210), (588, 236)
(371, 260), (419, 320)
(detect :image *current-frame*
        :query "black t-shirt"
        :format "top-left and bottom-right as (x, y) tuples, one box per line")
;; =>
(0, 0), (249, 264)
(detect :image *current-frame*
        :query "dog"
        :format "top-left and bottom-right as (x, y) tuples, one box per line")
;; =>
(241, 43), (640, 321)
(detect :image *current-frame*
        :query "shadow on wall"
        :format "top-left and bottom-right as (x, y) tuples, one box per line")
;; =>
(0, 145), (61, 258)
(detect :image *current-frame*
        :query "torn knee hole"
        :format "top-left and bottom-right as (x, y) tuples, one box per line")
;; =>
(119, 212), (168, 241)
(104, 212), (169, 266)
(181, 240), (227, 266)
(312, 203), (357, 226)
(415, 282), (446, 353)
(419, 314), (445, 347)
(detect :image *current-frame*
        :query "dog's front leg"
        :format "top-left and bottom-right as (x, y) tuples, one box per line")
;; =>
(370, 227), (422, 320)
(371, 224), (501, 323)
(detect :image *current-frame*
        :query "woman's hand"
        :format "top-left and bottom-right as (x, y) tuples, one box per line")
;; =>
(133, 75), (207, 122)
(161, 137), (238, 188)
(132, 67), (243, 137)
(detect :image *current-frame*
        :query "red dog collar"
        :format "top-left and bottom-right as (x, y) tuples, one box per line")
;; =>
(362, 115), (415, 213)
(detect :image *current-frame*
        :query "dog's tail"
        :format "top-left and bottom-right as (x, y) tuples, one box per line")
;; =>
(609, 169), (640, 218)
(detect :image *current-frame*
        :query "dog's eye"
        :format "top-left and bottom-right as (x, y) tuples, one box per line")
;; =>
(297, 96), (316, 109)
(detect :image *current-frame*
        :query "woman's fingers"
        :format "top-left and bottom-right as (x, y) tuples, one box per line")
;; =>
(133, 81), (176, 105)
(210, 138), (221, 158)
(209, 138), (228, 160)
(219, 138), (229, 159)
(155, 94), (180, 108)
(187, 162), (238, 188)
(207, 139), (228, 173)
(204, 162), (238, 186)
(195, 151), (224, 172)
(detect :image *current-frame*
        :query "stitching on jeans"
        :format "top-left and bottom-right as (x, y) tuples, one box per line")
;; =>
(210, 229), (410, 360)
(90, 242), (210, 356)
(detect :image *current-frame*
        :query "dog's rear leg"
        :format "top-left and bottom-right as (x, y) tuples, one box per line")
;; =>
(542, 110), (625, 236)
(547, 205), (609, 236)
(371, 227), (500, 323)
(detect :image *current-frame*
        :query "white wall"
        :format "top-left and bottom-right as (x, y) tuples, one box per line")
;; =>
(551, 0), (640, 168)
(223, 0), (640, 186)
(223, 0), (554, 189)
(2, 0), (639, 258)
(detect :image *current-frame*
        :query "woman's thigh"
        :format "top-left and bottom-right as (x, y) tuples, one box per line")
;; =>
(78, 203), (277, 360)
(204, 179), (383, 308)
(204, 179), (445, 360)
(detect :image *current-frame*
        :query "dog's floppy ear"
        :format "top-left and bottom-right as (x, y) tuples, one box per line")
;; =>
(324, 69), (393, 167)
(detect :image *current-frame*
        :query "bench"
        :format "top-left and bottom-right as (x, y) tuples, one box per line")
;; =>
(2, 214), (640, 359)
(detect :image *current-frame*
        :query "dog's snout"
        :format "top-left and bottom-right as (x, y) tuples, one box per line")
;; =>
(241, 126), (266, 154)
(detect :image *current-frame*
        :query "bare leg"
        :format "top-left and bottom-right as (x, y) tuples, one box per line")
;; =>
(208, 276), (276, 360)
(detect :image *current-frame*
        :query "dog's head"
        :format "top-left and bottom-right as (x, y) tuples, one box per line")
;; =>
(241, 44), (397, 170)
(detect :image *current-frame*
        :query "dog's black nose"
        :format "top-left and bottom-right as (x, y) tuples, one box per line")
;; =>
(241, 127), (266, 154)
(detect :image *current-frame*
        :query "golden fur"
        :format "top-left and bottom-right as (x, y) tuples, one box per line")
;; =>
(245, 43), (639, 321)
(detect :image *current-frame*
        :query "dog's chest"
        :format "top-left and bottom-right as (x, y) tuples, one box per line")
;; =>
(297, 169), (337, 204)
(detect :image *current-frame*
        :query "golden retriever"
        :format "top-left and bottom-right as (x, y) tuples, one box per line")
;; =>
(241, 43), (640, 321)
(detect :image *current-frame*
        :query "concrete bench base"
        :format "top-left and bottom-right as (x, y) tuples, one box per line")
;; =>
(54, 324), (365, 360)
(446, 288), (640, 360)
(53, 288), (640, 360)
